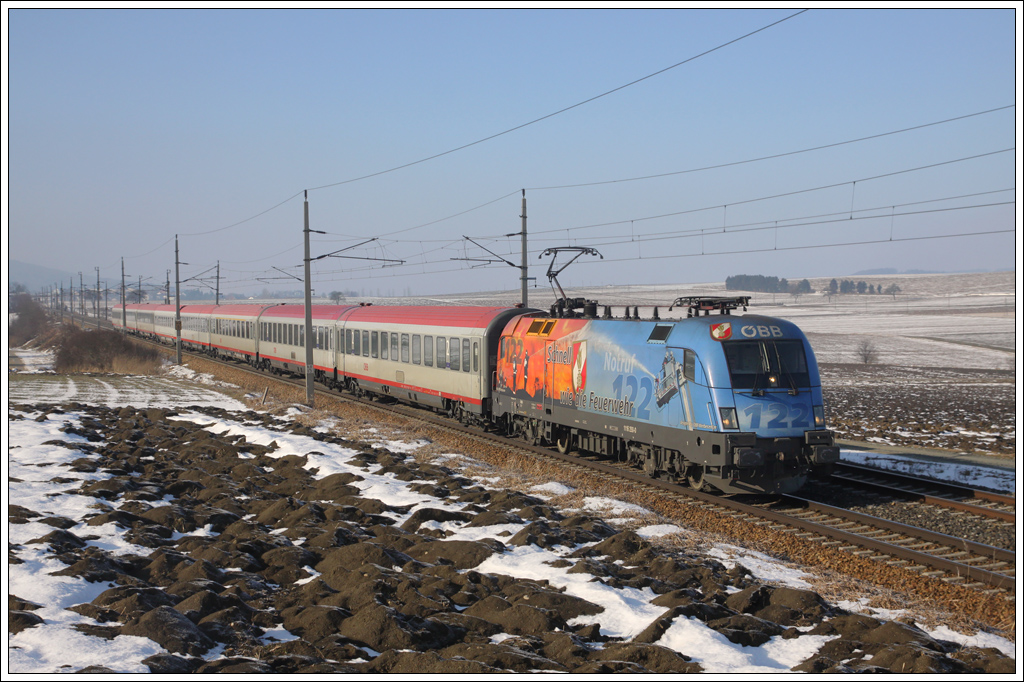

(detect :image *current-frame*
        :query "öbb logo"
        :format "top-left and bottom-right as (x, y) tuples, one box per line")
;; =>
(740, 324), (784, 338)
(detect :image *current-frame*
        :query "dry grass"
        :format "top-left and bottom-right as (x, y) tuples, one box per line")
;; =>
(53, 327), (162, 374)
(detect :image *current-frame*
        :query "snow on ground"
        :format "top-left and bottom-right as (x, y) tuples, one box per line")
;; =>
(6, 356), (1016, 672)
(6, 355), (248, 411)
(842, 448), (1015, 495)
(8, 348), (55, 373)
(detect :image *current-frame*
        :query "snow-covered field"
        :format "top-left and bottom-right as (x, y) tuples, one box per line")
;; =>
(5, 351), (1016, 672)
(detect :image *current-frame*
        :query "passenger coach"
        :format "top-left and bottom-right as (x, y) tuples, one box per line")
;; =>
(334, 306), (532, 421)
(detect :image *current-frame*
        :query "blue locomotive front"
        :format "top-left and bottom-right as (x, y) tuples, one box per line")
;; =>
(667, 313), (839, 493)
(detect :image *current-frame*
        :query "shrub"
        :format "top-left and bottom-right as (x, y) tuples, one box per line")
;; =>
(54, 327), (162, 374)
(8, 294), (49, 346)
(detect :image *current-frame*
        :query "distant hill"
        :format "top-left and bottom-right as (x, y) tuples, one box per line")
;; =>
(8, 260), (77, 292)
(852, 268), (944, 276)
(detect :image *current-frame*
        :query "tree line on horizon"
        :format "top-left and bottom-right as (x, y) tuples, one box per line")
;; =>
(726, 274), (901, 299)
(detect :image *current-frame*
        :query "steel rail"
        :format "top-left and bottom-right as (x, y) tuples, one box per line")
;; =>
(831, 462), (1015, 522)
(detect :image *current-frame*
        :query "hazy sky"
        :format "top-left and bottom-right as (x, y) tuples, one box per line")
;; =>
(6, 7), (1020, 299)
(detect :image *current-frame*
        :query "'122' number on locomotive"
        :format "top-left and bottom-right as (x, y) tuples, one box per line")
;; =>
(742, 403), (810, 430)
(611, 374), (653, 420)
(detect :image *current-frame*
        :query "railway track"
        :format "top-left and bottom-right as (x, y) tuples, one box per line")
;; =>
(830, 461), (1015, 523)
(62, 316), (1021, 599)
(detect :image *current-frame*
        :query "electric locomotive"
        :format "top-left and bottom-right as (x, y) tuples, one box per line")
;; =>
(492, 296), (838, 495)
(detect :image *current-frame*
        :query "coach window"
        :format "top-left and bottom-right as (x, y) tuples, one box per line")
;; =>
(346, 329), (353, 355)
(353, 329), (361, 356)
(391, 333), (399, 361)
(473, 341), (479, 373)
(380, 332), (388, 360)
(401, 334), (410, 363)
(449, 337), (460, 371)
(462, 339), (471, 373)
(299, 325), (304, 347)
(436, 337), (446, 368)
(371, 331), (378, 358)
(423, 336), (433, 367)
(362, 330), (369, 357)
(412, 335), (421, 365)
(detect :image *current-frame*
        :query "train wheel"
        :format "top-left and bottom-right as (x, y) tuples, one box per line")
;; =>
(686, 465), (709, 492)
(555, 429), (573, 454)
(521, 419), (540, 446)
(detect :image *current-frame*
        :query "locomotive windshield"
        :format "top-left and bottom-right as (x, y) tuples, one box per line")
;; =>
(722, 339), (810, 392)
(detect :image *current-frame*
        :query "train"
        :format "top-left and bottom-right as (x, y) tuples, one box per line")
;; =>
(112, 295), (838, 494)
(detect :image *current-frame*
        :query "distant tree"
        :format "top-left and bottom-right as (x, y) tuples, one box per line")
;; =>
(796, 279), (812, 294)
(856, 281), (868, 294)
(828, 279), (838, 295)
(884, 283), (901, 300)
(856, 339), (878, 364)
(868, 284), (876, 294)
(329, 291), (345, 304)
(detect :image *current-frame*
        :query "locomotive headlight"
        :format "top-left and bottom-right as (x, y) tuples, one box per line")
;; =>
(719, 407), (738, 430)
(814, 405), (826, 428)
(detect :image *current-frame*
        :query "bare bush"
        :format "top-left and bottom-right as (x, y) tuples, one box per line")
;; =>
(856, 339), (879, 364)
(8, 294), (49, 346)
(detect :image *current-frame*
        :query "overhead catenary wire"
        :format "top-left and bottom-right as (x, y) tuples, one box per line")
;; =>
(120, 102), (1013, 287)
(126, 10), (809, 254)
(303, 10), (809, 195)
(525, 105), (1014, 191)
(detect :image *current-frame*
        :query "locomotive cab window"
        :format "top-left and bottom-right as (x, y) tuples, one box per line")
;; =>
(723, 339), (810, 390)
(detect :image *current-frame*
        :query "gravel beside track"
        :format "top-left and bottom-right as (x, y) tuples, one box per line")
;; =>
(794, 480), (1016, 552)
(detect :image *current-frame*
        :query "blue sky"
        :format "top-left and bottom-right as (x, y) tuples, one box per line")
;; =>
(6, 7), (1019, 299)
